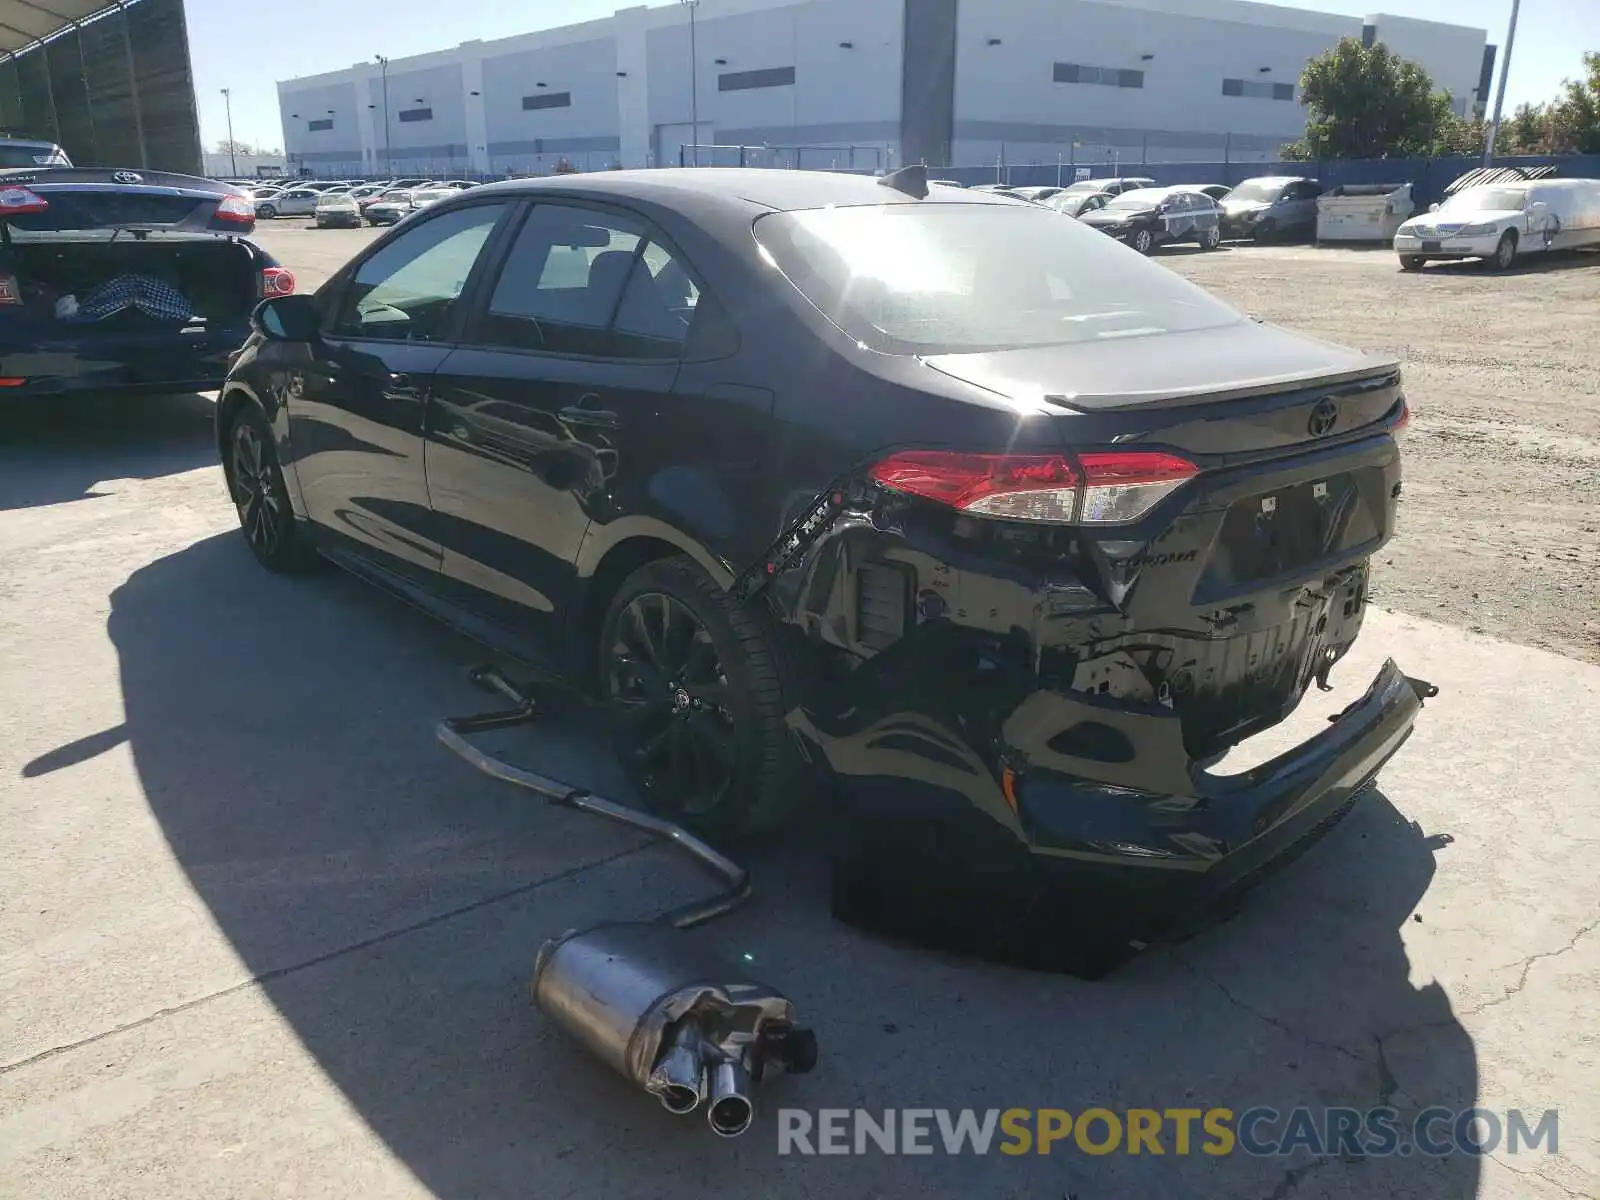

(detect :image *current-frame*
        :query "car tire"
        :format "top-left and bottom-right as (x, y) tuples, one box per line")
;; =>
(257, 203), (276, 219)
(225, 404), (316, 574)
(1399, 254), (1426, 272)
(1489, 230), (1518, 271)
(1253, 219), (1276, 243)
(1131, 228), (1154, 255)
(1201, 225), (1222, 250)
(597, 555), (802, 838)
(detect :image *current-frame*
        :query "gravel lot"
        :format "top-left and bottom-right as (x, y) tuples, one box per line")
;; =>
(1165, 243), (1600, 666)
(256, 222), (1600, 664)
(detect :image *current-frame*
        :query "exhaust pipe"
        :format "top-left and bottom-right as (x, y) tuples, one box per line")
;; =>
(533, 921), (816, 1136)
(649, 1017), (707, 1114)
(706, 1059), (755, 1137)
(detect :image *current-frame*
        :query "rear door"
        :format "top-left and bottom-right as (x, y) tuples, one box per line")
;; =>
(424, 201), (681, 640)
(288, 200), (513, 582)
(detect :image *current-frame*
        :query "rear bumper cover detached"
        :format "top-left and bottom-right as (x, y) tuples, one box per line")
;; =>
(792, 659), (1435, 969)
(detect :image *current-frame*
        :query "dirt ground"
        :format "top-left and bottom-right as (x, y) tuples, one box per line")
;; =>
(1167, 243), (1600, 665)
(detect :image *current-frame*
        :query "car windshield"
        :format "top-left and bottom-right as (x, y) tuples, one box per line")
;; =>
(1226, 179), (1287, 203)
(753, 202), (1240, 355)
(1060, 180), (1106, 194)
(0, 143), (68, 167)
(1440, 187), (1528, 212)
(1103, 189), (1167, 210)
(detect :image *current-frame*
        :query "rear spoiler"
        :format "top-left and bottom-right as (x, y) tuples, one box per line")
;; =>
(0, 167), (246, 194)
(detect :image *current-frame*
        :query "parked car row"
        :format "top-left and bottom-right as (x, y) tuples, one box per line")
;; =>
(244, 178), (479, 225)
(944, 174), (1328, 250)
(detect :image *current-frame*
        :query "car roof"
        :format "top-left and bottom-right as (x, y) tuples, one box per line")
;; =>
(468, 167), (1026, 214)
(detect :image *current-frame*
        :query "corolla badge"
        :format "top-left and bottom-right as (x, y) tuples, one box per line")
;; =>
(113, 170), (143, 184)
(1307, 397), (1339, 437)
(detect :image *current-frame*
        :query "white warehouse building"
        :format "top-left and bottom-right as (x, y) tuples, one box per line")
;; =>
(276, 0), (1493, 178)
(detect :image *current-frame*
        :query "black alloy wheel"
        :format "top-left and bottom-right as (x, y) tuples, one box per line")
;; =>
(607, 590), (738, 817)
(227, 408), (313, 572)
(599, 556), (801, 836)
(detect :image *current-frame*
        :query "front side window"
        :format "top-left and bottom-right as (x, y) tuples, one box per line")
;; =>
(475, 203), (700, 358)
(329, 202), (507, 341)
(754, 202), (1241, 355)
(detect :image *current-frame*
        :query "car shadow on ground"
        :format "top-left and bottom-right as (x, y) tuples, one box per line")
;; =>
(1419, 247), (1600, 276)
(100, 531), (1482, 1198)
(0, 391), (217, 512)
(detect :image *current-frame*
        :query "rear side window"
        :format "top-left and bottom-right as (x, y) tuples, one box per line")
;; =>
(474, 203), (701, 359)
(754, 203), (1241, 355)
(0, 143), (69, 167)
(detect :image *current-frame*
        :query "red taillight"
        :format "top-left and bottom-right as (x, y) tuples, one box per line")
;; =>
(0, 272), (21, 306)
(0, 185), (47, 214)
(868, 449), (1197, 524)
(215, 195), (256, 223)
(259, 267), (296, 297)
(1393, 395), (1411, 432)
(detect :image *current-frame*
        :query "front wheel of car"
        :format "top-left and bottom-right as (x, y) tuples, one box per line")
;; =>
(1253, 219), (1276, 243)
(1399, 254), (1426, 272)
(257, 203), (276, 219)
(1489, 230), (1518, 271)
(1131, 229), (1154, 255)
(226, 405), (315, 573)
(1201, 225), (1222, 250)
(598, 556), (802, 838)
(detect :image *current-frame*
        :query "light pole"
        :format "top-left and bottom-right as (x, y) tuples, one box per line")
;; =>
(375, 54), (391, 175)
(680, 0), (699, 165)
(1482, 0), (1522, 165)
(220, 87), (237, 176)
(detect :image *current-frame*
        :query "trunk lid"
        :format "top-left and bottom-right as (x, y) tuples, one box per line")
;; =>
(0, 168), (256, 236)
(923, 324), (1407, 758)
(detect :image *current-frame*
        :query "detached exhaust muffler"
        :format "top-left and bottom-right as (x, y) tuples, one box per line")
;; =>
(438, 665), (817, 1136)
(533, 921), (817, 1136)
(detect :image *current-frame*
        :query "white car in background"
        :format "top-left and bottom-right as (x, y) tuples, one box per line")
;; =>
(1393, 179), (1600, 271)
(254, 187), (322, 219)
(314, 191), (363, 228)
(408, 187), (457, 211)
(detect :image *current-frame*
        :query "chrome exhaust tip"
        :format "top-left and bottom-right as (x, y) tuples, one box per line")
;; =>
(706, 1059), (754, 1138)
(649, 1019), (708, 1115)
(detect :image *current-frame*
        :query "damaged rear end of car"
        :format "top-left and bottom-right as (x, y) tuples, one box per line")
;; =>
(0, 168), (292, 397)
(749, 197), (1435, 974)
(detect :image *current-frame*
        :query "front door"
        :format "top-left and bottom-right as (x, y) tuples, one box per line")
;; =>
(288, 200), (512, 581)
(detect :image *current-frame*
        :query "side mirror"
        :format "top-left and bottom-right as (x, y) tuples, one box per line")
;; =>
(252, 293), (320, 342)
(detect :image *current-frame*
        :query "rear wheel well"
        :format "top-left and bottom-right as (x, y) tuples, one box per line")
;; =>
(580, 537), (682, 681)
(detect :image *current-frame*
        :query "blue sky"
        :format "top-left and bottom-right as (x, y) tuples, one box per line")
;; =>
(188, 0), (1597, 151)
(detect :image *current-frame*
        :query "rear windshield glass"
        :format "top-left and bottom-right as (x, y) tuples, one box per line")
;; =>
(754, 203), (1240, 354)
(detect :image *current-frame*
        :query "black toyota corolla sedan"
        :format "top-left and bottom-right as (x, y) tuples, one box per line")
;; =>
(217, 165), (1430, 973)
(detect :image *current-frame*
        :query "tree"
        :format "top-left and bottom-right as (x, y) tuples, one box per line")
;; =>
(215, 138), (259, 157)
(1296, 37), (1455, 159)
(1547, 51), (1600, 153)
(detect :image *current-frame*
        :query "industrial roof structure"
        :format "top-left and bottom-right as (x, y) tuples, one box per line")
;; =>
(0, 0), (118, 56)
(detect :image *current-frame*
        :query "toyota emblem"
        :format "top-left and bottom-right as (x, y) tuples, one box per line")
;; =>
(1307, 397), (1339, 437)
(112, 170), (143, 184)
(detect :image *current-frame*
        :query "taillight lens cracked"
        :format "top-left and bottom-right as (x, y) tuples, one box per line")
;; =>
(869, 449), (1198, 525)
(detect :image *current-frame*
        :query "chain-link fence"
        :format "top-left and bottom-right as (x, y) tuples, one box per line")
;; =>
(0, 0), (201, 174)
